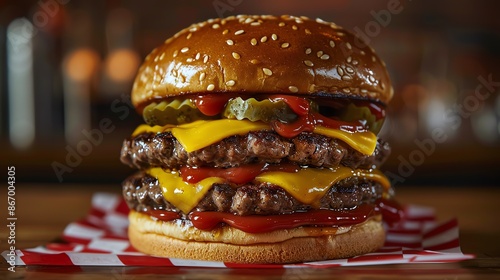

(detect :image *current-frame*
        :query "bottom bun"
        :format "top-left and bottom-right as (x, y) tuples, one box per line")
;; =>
(128, 210), (385, 264)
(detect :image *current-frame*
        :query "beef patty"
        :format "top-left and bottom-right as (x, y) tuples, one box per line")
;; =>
(122, 171), (388, 217)
(121, 131), (391, 170)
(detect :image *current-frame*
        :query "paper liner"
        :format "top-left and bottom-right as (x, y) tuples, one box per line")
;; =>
(3, 192), (474, 267)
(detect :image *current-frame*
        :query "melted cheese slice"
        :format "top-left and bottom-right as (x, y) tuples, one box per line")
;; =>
(255, 167), (390, 206)
(148, 167), (390, 214)
(133, 119), (377, 155)
(148, 168), (224, 214)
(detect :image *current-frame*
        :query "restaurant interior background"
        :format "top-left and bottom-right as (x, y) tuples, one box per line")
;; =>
(1, 0), (499, 188)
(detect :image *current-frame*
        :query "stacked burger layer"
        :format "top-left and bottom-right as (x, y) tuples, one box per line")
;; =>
(120, 15), (400, 264)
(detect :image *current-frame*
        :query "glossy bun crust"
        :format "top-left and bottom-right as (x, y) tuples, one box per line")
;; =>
(132, 15), (393, 112)
(128, 210), (385, 264)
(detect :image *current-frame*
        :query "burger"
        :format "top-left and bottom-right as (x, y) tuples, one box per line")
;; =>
(120, 15), (401, 264)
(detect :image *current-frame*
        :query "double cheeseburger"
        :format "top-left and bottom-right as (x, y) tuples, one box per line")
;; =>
(121, 15), (401, 264)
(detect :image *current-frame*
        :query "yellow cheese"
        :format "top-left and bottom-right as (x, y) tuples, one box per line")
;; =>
(171, 120), (269, 153)
(148, 168), (224, 214)
(314, 126), (376, 156)
(132, 119), (377, 155)
(255, 167), (390, 206)
(148, 167), (390, 214)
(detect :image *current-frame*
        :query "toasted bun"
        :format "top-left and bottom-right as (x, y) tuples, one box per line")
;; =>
(128, 210), (385, 264)
(132, 15), (393, 112)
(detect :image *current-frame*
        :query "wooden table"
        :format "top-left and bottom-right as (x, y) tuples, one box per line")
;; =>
(1, 184), (500, 279)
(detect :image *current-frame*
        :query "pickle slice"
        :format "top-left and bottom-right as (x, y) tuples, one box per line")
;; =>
(222, 97), (298, 123)
(143, 99), (212, 125)
(338, 103), (385, 134)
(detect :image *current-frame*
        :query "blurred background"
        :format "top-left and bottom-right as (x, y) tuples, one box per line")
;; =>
(1, 0), (499, 186)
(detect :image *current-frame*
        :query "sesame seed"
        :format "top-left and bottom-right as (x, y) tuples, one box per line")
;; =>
(181, 47), (189, 53)
(232, 52), (241, 59)
(304, 60), (314, 67)
(173, 50), (179, 58)
(346, 42), (352, 50)
(288, 86), (299, 93)
(337, 66), (344, 76)
(222, 29), (229, 35)
(279, 22), (285, 27)
(251, 22), (261, 26)
(309, 84), (316, 92)
(226, 39), (234, 45)
(317, 51), (323, 57)
(342, 88), (351, 93)
(271, 34), (278, 40)
(352, 60), (359, 65)
(281, 42), (290, 48)
(369, 76), (375, 83)
(186, 58), (194, 63)
(262, 68), (273, 76)
(186, 33), (192, 40)
(235, 29), (245, 35)
(251, 38), (257, 46)
(361, 89), (368, 94)
(260, 36), (268, 43)
(347, 56), (352, 63)
(346, 66), (354, 74)
(212, 24), (220, 29)
(203, 55), (209, 63)
(305, 29), (311, 35)
(292, 25), (298, 30)
(159, 52), (165, 60)
(207, 84), (215, 91)
(342, 75), (352, 81)
(199, 72), (206, 82)
(336, 32), (345, 36)
(316, 18), (326, 23)
(244, 18), (253, 24)
(189, 27), (197, 32)
(225, 80), (236, 86)
(320, 54), (330, 60)
(221, 19), (227, 25)
(330, 40), (336, 48)
(371, 56), (376, 62)
(179, 75), (185, 83)
(305, 48), (312, 55)
(360, 50), (365, 55)
(195, 52), (201, 60)
(250, 59), (259, 64)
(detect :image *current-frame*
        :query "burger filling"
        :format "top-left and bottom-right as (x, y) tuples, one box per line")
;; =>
(121, 94), (401, 233)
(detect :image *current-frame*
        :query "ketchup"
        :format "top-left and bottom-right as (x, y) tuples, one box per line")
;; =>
(269, 95), (368, 138)
(145, 210), (180, 221)
(142, 198), (404, 234)
(190, 204), (375, 234)
(180, 163), (300, 184)
(193, 94), (232, 116)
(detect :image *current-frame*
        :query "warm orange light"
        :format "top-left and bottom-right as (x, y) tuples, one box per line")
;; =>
(64, 48), (100, 82)
(105, 48), (140, 82)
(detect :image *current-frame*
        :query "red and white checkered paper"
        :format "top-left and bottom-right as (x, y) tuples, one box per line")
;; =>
(3, 192), (473, 267)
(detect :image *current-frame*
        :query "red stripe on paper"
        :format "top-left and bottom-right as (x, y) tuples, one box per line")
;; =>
(118, 255), (174, 266)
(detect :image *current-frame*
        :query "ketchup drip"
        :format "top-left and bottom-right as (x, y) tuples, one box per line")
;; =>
(181, 163), (300, 184)
(193, 94), (231, 116)
(145, 210), (180, 221)
(269, 95), (367, 138)
(144, 198), (404, 234)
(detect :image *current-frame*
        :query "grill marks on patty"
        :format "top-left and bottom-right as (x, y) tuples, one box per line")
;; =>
(120, 131), (391, 170)
(122, 172), (386, 217)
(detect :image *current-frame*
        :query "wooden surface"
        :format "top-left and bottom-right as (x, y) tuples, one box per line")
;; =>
(1, 184), (500, 279)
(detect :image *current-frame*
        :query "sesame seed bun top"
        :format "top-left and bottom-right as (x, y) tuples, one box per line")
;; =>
(132, 15), (393, 111)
